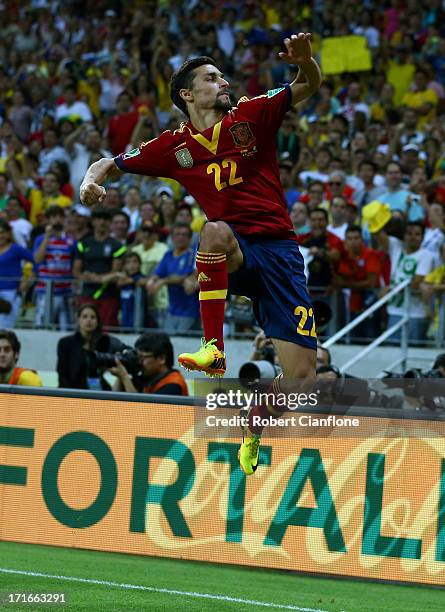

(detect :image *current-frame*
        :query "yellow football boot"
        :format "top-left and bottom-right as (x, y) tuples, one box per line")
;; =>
(238, 432), (260, 475)
(178, 338), (226, 378)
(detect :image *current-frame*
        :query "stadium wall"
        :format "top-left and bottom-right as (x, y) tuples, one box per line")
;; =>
(1, 388), (444, 586)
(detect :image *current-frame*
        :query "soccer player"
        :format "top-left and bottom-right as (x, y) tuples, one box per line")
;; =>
(80, 33), (322, 475)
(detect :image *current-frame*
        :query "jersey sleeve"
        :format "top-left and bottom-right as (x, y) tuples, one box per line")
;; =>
(114, 131), (175, 178)
(237, 85), (292, 133)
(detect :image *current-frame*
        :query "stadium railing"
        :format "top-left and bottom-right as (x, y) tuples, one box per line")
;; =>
(322, 278), (412, 375)
(8, 276), (445, 347)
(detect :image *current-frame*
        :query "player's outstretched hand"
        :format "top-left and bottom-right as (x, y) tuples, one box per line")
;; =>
(80, 183), (106, 206)
(279, 33), (313, 65)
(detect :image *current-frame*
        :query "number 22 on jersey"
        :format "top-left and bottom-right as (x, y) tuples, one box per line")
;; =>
(207, 159), (243, 192)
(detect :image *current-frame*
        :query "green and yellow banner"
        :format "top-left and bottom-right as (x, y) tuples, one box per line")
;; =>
(0, 393), (444, 585)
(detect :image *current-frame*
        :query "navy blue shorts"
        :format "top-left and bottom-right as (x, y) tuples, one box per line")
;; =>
(228, 232), (317, 350)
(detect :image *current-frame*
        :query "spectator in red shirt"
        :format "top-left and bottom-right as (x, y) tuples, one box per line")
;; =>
(333, 225), (381, 339)
(106, 91), (139, 156)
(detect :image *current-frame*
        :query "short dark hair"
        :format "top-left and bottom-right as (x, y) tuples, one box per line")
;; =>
(46, 205), (65, 218)
(310, 207), (329, 221)
(0, 329), (20, 354)
(405, 221), (425, 235)
(317, 146), (333, 159)
(170, 56), (217, 116)
(112, 210), (130, 226)
(346, 224), (362, 236)
(44, 171), (61, 185)
(92, 208), (111, 221)
(175, 204), (193, 217)
(124, 251), (141, 265)
(172, 222), (192, 237)
(332, 114), (348, 129)
(117, 89), (133, 102)
(358, 159), (377, 173)
(308, 180), (324, 192)
(135, 332), (174, 368)
(433, 353), (445, 370)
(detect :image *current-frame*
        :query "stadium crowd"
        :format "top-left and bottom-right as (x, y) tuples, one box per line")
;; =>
(0, 0), (445, 348)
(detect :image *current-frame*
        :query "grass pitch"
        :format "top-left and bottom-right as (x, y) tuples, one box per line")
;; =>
(0, 541), (443, 611)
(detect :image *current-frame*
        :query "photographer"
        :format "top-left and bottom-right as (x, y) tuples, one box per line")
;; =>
(57, 303), (125, 390)
(0, 329), (42, 386)
(111, 331), (188, 396)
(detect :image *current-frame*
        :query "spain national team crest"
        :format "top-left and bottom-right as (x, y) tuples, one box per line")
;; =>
(175, 148), (194, 168)
(229, 122), (255, 148)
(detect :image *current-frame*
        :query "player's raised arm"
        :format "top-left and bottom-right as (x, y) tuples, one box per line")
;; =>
(279, 33), (322, 106)
(79, 157), (124, 207)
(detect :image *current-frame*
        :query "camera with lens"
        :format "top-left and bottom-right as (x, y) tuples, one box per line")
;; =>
(239, 360), (281, 391)
(315, 367), (404, 409)
(93, 346), (140, 376)
(383, 366), (445, 410)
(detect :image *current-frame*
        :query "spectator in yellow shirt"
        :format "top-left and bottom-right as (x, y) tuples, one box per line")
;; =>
(386, 45), (416, 107)
(402, 68), (438, 129)
(29, 171), (72, 226)
(0, 329), (42, 386)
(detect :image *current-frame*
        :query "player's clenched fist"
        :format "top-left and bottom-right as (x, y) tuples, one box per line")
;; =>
(80, 183), (106, 206)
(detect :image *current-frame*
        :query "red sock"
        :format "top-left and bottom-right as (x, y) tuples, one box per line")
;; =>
(248, 374), (286, 436)
(196, 251), (228, 351)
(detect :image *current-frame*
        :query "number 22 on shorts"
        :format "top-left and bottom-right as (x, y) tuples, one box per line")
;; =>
(294, 306), (317, 337)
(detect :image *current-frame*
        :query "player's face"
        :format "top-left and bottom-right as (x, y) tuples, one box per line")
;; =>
(187, 65), (231, 113)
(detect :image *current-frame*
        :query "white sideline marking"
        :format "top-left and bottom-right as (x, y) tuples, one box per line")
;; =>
(0, 567), (330, 612)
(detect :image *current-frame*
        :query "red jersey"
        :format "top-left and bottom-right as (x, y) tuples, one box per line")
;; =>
(115, 86), (294, 239)
(336, 246), (380, 312)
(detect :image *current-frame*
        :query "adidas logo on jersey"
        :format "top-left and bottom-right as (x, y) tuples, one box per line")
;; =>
(198, 272), (211, 282)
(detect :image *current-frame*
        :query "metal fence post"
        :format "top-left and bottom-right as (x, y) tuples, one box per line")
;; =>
(134, 286), (145, 330)
(401, 283), (410, 371)
(436, 293), (445, 349)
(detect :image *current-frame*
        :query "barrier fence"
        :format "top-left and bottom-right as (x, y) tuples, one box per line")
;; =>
(1, 388), (444, 586)
(5, 276), (445, 346)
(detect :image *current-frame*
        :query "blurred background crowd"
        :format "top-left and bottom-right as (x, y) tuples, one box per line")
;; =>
(1, 0), (445, 349)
